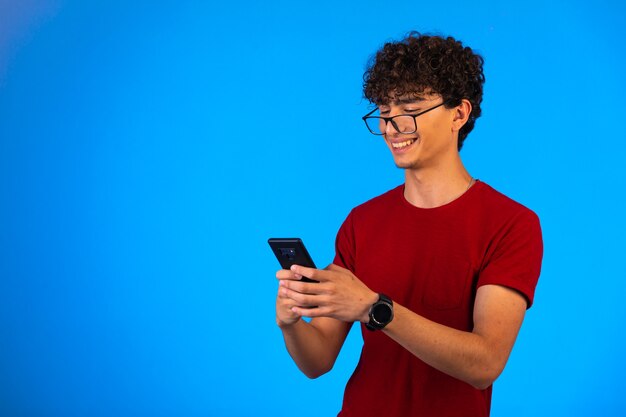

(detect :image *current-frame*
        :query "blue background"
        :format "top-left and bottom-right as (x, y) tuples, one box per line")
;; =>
(1, 0), (625, 415)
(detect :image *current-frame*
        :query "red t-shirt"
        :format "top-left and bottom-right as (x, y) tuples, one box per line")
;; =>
(333, 181), (543, 417)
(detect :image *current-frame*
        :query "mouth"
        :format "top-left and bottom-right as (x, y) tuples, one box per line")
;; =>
(390, 138), (417, 151)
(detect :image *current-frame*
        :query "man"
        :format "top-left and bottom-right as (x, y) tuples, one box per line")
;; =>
(275, 32), (543, 416)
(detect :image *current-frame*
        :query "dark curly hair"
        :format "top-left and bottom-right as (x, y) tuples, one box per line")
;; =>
(363, 32), (485, 150)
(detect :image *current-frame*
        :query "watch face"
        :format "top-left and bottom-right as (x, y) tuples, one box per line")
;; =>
(372, 302), (393, 324)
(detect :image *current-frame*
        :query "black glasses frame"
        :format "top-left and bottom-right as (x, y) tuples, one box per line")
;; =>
(362, 101), (447, 136)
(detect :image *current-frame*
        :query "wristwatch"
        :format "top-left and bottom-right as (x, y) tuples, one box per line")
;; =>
(365, 293), (394, 331)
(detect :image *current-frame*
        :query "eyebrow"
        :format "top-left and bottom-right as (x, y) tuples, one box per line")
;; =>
(382, 97), (426, 106)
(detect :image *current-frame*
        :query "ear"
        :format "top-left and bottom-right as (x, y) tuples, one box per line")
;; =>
(451, 99), (472, 133)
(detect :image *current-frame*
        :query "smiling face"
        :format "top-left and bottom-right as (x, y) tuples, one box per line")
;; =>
(377, 93), (459, 171)
(363, 34), (485, 151)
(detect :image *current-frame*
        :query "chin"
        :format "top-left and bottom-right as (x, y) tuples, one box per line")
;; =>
(393, 158), (421, 170)
(395, 164), (421, 171)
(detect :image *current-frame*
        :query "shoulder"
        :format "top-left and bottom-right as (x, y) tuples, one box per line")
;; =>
(473, 181), (540, 225)
(350, 184), (404, 219)
(473, 183), (543, 307)
(471, 182), (543, 270)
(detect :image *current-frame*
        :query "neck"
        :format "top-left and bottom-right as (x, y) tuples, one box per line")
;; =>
(403, 154), (473, 209)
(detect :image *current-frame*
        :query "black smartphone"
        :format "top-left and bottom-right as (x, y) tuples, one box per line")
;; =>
(268, 238), (318, 283)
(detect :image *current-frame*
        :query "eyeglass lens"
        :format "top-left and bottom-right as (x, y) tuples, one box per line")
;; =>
(366, 115), (417, 135)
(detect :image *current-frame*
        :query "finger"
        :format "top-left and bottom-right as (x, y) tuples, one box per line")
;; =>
(277, 288), (294, 300)
(278, 284), (298, 301)
(277, 289), (302, 310)
(291, 305), (328, 318)
(276, 269), (300, 281)
(277, 300), (302, 322)
(280, 286), (320, 307)
(278, 299), (302, 318)
(290, 264), (330, 282)
(280, 279), (323, 295)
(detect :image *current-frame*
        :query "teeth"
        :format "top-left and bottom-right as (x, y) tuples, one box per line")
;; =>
(392, 139), (415, 149)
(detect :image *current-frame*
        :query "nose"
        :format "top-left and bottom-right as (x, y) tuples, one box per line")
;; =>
(384, 118), (402, 136)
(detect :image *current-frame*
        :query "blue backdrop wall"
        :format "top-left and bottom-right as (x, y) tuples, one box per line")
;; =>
(1, 1), (625, 415)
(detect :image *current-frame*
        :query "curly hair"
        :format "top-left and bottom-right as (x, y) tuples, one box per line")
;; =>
(363, 32), (485, 150)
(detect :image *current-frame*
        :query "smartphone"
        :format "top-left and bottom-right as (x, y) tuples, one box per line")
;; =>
(268, 238), (318, 283)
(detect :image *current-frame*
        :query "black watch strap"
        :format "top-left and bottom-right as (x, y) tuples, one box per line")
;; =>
(365, 293), (394, 331)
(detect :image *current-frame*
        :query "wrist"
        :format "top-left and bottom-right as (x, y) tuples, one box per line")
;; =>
(365, 293), (394, 331)
(360, 291), (380, 323)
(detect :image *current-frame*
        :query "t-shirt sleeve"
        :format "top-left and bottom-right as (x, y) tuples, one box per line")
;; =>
(477, 208), (543, 308)
(333, 209), (356, 272)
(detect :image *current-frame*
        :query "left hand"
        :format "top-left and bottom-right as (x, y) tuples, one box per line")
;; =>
(278, 263), (378, 323)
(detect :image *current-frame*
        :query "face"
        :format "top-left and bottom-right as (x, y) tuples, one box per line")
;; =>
(377, 93), (458, 170)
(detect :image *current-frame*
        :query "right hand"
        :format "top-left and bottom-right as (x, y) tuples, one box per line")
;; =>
(275, 268), (303, 327)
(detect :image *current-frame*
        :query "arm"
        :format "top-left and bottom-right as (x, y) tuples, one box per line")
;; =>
(276, 267), (352, 379)
(383, 284), (526, 389)
(284, 264), (527, 389)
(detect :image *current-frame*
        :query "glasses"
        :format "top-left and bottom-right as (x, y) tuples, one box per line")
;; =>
(362, 101), (447, 136)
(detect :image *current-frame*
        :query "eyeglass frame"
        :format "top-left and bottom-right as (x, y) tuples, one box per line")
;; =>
(361, 101), (448, 136)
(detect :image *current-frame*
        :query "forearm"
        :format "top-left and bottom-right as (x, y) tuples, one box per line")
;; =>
(383, 303), (507, 389)
(279, 318), (346, 379)
(279, 267), (526, 388)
